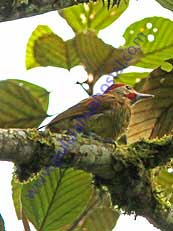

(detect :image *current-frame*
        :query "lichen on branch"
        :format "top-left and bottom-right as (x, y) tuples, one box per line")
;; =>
(0, 128), (173, 230)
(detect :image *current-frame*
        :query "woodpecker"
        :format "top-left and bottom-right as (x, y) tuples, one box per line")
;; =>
(46, 83), (153, 141)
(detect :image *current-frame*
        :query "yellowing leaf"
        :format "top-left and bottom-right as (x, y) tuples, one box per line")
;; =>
(161, 62), (173, 72)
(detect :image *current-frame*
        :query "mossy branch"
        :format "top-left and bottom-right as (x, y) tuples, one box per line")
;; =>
(0, 0), (94, 23)
(0, 128), (173, 231)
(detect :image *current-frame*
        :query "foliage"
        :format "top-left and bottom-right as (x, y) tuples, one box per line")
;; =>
(0, 79), (49, 128)
(0, 214), (5, 231)
(21, 168), (93, 231)
(26, 26), (142, 86)
(59, 0), (129, 33)
(127, 64), (173, 143)
(123, 17), (173, 69)
(156, 0), (173, 11)
(0, 0), (173, 231)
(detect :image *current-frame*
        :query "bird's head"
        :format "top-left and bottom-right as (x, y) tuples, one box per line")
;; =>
(104, 83), (154, 104)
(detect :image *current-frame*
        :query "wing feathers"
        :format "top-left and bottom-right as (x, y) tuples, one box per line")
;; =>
(47, 93), (125, 129)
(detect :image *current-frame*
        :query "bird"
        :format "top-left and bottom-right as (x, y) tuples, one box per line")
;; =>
(45, 83), (154, 142)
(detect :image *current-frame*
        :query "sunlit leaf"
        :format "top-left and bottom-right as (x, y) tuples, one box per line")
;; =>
(25, 25), (80, 70)
(11, 178), (23, 220)
(26, 26), (143, 83)
(160, 62), (173, 72)
(0, 80), (48, 128)
(123, 17), (173, 69)
(116, 72), (149, 86)
(128, 60), (173, 143)
(59, 0), (129, 33)
(21, 168), (93, 231)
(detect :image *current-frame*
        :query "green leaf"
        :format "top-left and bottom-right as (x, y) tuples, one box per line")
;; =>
(26, 26), (143, 83)
(26, 25), (80, 70)
(73, 32), (142, 83)
(0, 80), (48, 128)
(73, 192), (119, 231)
(0, 214), (5, 231)
(59, 0), (129, 33)
(78, 207), (119, 231)
(80, 208), (118, 231)
(12, 178), (23, 220)
(155, 169), (173, 204)
(116, 72), (149, 86)
(9, 79), (49, 112)
(156, 0), (173, 11)
(21, 168), (93, 231)
(123, 17), (173, 69)
(127, 60), (173, 143)
(153, 167), (173, 224)
(161, 62), (173, 72)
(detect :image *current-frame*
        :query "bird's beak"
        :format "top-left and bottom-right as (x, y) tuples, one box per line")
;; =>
(135, 92), (154, 101)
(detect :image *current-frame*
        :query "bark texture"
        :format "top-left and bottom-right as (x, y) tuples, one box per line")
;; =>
(0, 128), (173, 231)
(0, 0), (92, 23)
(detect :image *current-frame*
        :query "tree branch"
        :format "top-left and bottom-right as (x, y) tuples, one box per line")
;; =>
(0, 0), (93, 23)
(0, 128), (173, 231)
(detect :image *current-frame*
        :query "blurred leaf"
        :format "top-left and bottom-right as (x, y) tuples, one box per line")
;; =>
(21, 168), (93, 231)
(123, 17), (173, 69)
(155, 169), (173, 204)
(116, 72), (149, 86)
(26, 26), (143, 83)
(0, 214), (5, 231)
(12, 178), (23, 220)
(73, 192), (119, 231)
(161, 62), (173, 72)
(59, 0), (129, 33)
(0, 80), (48, 128)
(9, 79), (49, 112)
(128, 60), (173, 143)
(156, 0), (173, 11)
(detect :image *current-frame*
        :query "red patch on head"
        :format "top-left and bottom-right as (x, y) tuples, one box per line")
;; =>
(125, 92), (136, 100)
(104, 83), (125, 94)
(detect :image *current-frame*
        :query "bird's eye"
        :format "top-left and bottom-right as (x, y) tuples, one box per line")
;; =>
(126, 85), (132, 90)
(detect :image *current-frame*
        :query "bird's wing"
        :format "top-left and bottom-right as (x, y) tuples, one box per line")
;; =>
(47, 94), (123, 129)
